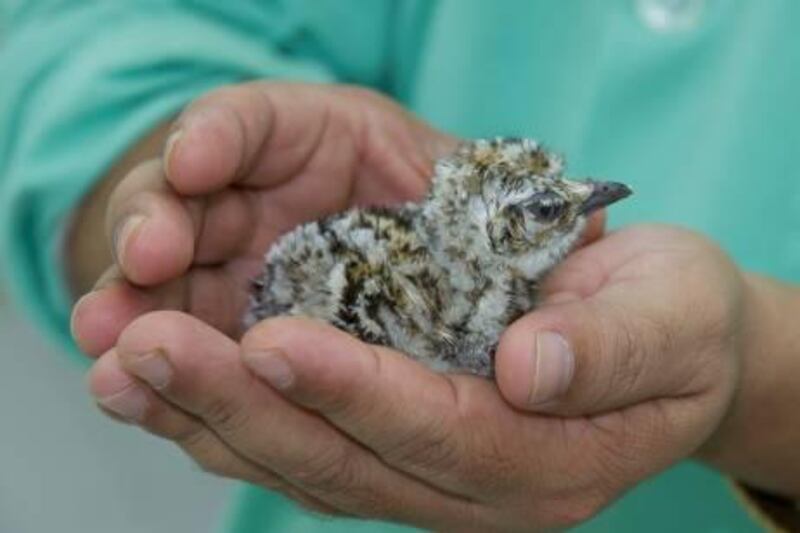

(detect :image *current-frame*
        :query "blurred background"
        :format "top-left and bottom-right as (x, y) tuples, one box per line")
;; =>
(0, 271), (232, 533)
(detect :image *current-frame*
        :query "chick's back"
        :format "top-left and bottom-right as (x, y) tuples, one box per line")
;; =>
(246, 205), (455, 358)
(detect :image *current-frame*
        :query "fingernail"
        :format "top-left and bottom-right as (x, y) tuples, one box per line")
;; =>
(112, 214), (147, 266)
(97, 385), (148, 421)
(243, 349), (294, 390)
(70, 293), (90, 343)
(120, 349), (172, 389)
(163, 129), (183, 177)
(528, 331), (575, 406)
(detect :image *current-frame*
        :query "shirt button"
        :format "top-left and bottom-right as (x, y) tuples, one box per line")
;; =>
(634, 0), (707, 32)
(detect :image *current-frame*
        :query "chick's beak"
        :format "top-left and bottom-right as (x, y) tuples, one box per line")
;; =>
(579, 181), (633, 215)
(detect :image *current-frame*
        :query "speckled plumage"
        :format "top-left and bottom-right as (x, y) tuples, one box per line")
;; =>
(246, 138), (631, 377)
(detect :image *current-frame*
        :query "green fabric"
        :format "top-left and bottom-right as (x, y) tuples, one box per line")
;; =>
(2, 0), (795, 530)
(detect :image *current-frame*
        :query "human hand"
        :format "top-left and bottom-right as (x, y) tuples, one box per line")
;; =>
(88, 224), (749, 531)
(70, 82), (458, 356)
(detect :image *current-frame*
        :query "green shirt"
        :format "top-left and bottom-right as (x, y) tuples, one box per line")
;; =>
(2, 1), (795, 531)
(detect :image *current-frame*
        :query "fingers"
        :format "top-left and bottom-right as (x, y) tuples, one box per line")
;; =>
(89, 349), (270, 483)
(87, 349), (345, 515)
(165, 82), (276, 194)
(106, 159), (263, 286)
(71, 274), (160, 357)
(495, 276), (706, 417)
(166, 82), (340, 195)
(105, 159), (195, 285)
(239, 319), (654, 531)
(71, 265), (246, 357)
(91, 81), (460, 351)
(240, 318), (531, 499)
(109, 311), (477, 527)
(104, 81), (460, 291)
(165, 82), (459, 202)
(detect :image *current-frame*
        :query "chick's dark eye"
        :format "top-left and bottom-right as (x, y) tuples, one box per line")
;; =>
(528, 193), (566, 222)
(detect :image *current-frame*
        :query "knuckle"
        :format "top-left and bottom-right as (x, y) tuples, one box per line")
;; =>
(287, 446), (387, 519)
(193, 448), (246, 479)
(201, 394), (251, 435)
(169, 423), (208, 449)
(141, 408), (205, 447)
(180, 433), (275, 487)
(169, 426), (244, 480)
(291, 445), (356, 493)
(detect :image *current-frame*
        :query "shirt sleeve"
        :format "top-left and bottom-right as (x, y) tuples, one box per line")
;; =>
(0, 0), (396, 361)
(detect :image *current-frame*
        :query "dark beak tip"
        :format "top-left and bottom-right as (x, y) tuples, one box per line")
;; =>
(614, 182), (634, 199)
(580, 180), (633, 214)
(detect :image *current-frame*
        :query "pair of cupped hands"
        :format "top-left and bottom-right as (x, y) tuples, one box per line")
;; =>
(71, 83), (749, 531)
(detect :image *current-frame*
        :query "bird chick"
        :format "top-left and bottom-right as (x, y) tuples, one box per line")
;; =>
(245, 138), (631, 377)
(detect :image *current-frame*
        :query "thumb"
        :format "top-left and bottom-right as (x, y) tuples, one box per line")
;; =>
(494, 293), (688, 416)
